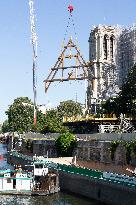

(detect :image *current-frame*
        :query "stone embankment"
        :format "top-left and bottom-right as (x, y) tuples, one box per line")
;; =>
(59, 171), (136, 205)
(6, 132), (136, 204)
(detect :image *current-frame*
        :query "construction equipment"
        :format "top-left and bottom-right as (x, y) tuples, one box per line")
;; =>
(44, 5), (92, 92)
(29, 0), (38, 127)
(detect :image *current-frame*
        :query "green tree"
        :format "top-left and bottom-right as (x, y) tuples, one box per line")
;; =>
(118, 64), (136, 115)
(55, 132), (77, 157)
(102, 64), (136, 116)
(1, 120), (10, 133)
(43, 109), (69, 133)
(57, 100), (83, 118)
(6, 97), (46, 133)
(42, 100), (82, 134)
(36, 109), (47, 133)
(102, 97), (121, 117)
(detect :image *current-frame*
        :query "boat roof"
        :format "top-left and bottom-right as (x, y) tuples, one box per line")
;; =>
(33, 159), (53, 164)
(0, 176), (33, 180)
(0, 169), (11, 174)
(34, 161), (50, 165)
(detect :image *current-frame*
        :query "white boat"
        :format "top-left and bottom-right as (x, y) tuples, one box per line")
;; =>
(0, 163), (60, 195)
(0, 168), (33, 194)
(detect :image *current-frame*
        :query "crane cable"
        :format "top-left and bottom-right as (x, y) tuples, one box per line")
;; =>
(61, 5), (79, 50)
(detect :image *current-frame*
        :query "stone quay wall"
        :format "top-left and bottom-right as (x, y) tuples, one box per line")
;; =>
(7, 132), (136, 167)
(76, 133), (136, 141)
(75, 133), (136, 166)
(59, 171), (136, 205)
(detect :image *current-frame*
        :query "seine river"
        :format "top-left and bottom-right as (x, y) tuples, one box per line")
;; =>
(0, 144), (104, 205)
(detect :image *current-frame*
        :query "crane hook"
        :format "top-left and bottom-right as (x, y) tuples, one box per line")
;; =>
(68, 5), (74, 14)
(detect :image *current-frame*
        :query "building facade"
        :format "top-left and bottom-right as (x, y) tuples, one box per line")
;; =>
(117, 26), (136, 86)
(87, 25), (136, 113)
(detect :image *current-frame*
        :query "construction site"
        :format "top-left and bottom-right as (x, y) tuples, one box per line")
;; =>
(1, 1), (136, 205)
(39, 3), (136, 134)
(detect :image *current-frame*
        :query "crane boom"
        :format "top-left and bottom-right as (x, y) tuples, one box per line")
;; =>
(29, 0), (38, 127)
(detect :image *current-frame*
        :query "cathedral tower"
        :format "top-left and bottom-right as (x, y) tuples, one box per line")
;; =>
(87, 25), (119, 113)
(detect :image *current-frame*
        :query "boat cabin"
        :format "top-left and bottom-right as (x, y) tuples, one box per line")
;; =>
(0, 169), (33, 191)
(34, 162), (48, 176)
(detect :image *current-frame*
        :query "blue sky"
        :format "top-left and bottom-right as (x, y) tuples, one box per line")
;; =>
(0, 0), (136, 122)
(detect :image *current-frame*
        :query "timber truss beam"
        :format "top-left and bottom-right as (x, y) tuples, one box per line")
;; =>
(44, 38), (93, 92)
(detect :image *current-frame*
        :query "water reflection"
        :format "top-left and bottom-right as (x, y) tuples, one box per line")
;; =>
(0, 193), (102, 205)
(0, 144), (13, 170)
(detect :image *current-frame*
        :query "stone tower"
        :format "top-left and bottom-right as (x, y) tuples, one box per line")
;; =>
(87, 25), (120, 113)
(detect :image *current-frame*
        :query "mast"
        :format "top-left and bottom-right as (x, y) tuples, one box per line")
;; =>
(29, 0), (38, 127)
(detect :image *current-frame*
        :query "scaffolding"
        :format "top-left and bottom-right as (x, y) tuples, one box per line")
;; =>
(87, 24), (136, 113)
(117, 25), (136, 86)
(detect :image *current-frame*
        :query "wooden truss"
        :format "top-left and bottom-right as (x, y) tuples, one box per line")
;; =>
(44, 37), (93, 92)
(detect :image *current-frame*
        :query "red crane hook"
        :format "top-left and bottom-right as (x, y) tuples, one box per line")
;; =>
(68, 5), (74, 14)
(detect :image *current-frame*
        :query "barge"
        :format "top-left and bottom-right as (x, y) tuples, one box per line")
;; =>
(0, 162), (60, 195)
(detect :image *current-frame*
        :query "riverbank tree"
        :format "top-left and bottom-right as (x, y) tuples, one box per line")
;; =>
(55, 132), (77, 157)
(102, 64), (136, 117)
(42, 100), (83, 133)
(1, 120), (10, 133)
(6, 97), (46, 133)
(5, 97), (83, 134)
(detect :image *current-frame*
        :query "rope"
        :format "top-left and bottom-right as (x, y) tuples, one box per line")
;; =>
(63, 15), (71, 42)
(61, 8), (78, 48)
(61, 15), (71, 51)
(71, 13), (78, 44)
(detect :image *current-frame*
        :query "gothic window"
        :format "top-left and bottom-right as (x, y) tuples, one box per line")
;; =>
(103, 35), (108, 60)
(110, 36), (114, 59)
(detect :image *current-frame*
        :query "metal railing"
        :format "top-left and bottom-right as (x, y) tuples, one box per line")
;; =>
(63, 114), (118, 123)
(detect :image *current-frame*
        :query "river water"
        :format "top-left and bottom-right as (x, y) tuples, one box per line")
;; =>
(0, 144), (104, 205)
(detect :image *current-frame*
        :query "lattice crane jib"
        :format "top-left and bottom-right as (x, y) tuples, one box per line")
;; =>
(44, 37), (92, 92)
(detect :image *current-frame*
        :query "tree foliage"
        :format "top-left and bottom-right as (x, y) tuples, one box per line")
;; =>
(102, 97), (121, 117)
(5, 98), (83, 134)
(103, 64), (136, 116)
(6, 97), (46, 133)
(110, 140), (136, 165)
(1, 120), (10, 133)
(55, 132), (77, 157)
(118, 64), (136, 115)
(42, 100), (83, 133)
(43, 109), (68, 133)
(57, 100), (83, 118)
(110, 141), (120, 160)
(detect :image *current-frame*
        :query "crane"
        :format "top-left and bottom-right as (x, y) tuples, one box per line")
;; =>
(29, 0), (38, 127)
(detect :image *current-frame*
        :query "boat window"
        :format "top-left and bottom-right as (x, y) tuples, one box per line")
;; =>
(35, 164), (43, 169)
(7, 178), (12, 183)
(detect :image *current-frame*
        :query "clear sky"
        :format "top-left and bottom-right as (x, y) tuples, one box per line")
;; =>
(0, 0), (136, 122)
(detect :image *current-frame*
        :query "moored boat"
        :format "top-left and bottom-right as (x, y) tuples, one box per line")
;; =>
(0, 163), (60, 195)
